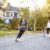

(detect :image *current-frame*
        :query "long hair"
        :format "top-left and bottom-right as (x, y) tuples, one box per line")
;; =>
(20, 19), (27, 25)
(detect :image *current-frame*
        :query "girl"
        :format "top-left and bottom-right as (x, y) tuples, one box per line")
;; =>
(16, 19), (27, 41)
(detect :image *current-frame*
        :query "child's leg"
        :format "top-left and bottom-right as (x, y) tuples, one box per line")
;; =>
(17, 30), (25, 38)
(47, 28), (49, 34)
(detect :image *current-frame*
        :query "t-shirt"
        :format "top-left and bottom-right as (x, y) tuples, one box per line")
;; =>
(19, 20), (27, 31)
(21, 21), (26, 26)
(47, 22), (50, 28)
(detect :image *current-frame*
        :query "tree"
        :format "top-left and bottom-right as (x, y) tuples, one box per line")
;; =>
(28, 18), (34, 30)
(20, 7), (29, 20)
(31, 9), (41, 31)
(31, 7), (48, 31)
(36, 16), (48, 31)
(11, 18), (19, 29)
(0, 18), (4, 23)
(0, 0), (8, 10)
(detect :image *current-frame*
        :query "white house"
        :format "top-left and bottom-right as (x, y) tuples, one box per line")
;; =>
(0, 3), (20, 24)
(3, 3), (20, 24)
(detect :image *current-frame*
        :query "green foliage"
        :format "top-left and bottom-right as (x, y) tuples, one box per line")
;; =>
(0, 30), (18, 36)
(20, 8), (29, 20)
(0, 19), (4, 23)
(11, 18), (19, 29)
(36, 17), (48, 31)
(30, 8), (48, 31)
(28, 18), (34, 30)
(0, 24), (11, 30)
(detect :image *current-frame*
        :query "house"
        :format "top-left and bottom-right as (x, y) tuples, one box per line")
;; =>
(3, 3), (20, 24)
(0, 3), (20, 24)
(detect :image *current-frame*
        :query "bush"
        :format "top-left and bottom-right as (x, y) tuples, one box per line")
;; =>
(11, 18), (19, 29)
(36, 17), (48, 31)
(0, 24), (11, 30)
(28, 18), (34, 31)
(0, 19), (4, 23)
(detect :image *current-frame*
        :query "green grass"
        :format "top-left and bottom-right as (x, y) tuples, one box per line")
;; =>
(0, 30), (19, 36)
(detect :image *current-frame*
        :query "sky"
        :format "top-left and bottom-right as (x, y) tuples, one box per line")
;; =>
(8, 0), (47, 10)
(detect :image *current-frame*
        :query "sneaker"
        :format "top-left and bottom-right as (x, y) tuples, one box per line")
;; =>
(15, 39), (19, 42)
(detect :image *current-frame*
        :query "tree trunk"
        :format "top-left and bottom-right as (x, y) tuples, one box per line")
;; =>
(34, 19), (36, 32)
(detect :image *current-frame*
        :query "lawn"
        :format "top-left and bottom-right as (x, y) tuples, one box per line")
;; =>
(0, 30), (19, 36)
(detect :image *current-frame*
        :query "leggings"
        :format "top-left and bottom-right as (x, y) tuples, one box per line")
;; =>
(47, 28), (50, 34)
(17, 30), (25, 38)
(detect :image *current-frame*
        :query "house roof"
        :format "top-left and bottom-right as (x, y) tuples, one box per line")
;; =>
(4, 3), (19, 12)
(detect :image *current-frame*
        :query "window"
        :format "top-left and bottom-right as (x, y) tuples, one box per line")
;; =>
(6, 12), (9, 17)
(4, 19), (11, 24)
(11, 13), (13, 16)
(14, 12), (17, 17)
(10, 13), (13, 17)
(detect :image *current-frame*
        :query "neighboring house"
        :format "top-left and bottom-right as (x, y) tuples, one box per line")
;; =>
(3, 3), (20, 24)
(0, 3), (20, 24)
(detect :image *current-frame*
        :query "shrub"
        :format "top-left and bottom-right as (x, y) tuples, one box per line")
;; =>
(0, 19), (4, 23)
(11, 18), (19, 29)
(36, 17), (48, 31)
(0, 24), (11, 30)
